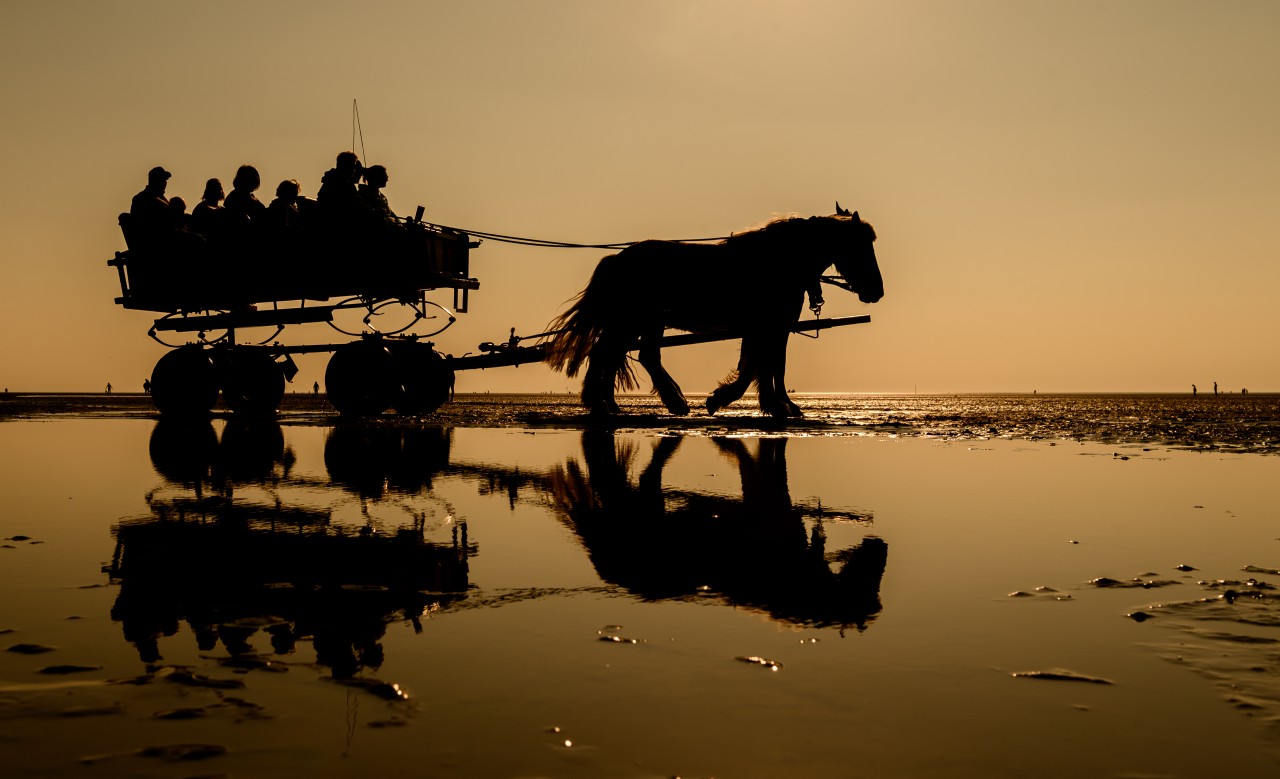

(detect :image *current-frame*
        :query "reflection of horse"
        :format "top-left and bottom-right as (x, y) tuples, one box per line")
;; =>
(548, 432), (887, 630)
(545, 206), (883, 417)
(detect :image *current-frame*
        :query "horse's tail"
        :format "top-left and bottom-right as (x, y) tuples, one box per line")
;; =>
(544, 254), (639, 390)
(543, 293), (598, 378)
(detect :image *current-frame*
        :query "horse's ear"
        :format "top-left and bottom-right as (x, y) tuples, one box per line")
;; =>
(835, 202), (851, 216)
(852, 210), (860, 221)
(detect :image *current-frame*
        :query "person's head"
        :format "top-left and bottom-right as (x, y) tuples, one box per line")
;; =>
(275, 179), (301, 201)
(232, 165), (260, 193)
(147, 166), (171, 193)
(202, 178), (224, 203)
(362, 165), (388, 188)
(169, 196), (187, 214)
(335, 151), (362, 182)
(336, 151), (360, 170)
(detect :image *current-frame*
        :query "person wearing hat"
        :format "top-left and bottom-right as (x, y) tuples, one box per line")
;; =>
(130, 166), (174, 235)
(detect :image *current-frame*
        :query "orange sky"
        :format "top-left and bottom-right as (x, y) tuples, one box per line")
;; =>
(1, 1), (1277, 394)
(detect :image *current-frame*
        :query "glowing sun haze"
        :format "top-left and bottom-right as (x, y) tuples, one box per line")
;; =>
(1, 0), (1276, 394)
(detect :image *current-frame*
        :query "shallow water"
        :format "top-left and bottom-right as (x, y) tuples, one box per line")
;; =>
(2, 399), (1279, 777)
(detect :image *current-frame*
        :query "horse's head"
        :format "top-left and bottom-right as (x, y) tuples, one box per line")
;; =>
(833, 202), (883, 304)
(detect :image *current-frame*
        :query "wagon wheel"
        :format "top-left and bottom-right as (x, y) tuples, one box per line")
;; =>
(220, 348), (285, 417)
(325, 340), (401, 417)
(150, 346), (220, 417)
(389, 341), (455, 415)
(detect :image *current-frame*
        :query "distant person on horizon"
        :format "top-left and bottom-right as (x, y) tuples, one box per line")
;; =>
(105, 382), (112, 395)
(1192, 384), (1197, 396)
(313, 381), (319, 395)
(1214, 381), (1219, 396)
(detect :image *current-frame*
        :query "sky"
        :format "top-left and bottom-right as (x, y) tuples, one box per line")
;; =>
(1, 0), (1277, 395)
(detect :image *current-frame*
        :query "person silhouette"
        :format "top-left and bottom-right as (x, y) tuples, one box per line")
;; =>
(190, 178), (224, 237)
(358, 164), (397, 223)
(266, 179), (304, 230)
(168, 196), (190, 231)
(1192, 384), (1197, 396)
(129, 167), (174, 246)
(105, 382), (112, 395)
(318, 151), (364, 213)
(1214, 381), (1219, 396)
(223, 165), (266, 224)
(130, 166), (171, 220)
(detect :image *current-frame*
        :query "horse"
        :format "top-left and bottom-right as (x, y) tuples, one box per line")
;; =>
(544, 204), (883, 417)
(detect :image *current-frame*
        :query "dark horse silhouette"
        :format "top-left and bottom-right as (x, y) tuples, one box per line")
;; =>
(545, 205), (883, 417)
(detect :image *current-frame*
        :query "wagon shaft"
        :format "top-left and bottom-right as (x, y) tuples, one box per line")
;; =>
(449, 315), (871, 372)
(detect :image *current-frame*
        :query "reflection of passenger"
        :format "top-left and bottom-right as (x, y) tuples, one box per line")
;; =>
(190, 178), (225, 237)
(223, 164), (267, 224)
(550, 433), (887, 630)
(358, 165), (398, 223)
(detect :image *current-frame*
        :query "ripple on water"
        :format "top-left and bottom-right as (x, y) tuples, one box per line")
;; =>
(1136, 575), (1280, 748)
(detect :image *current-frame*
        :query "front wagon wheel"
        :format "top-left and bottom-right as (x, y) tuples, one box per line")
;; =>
(150, 346), (219, 417)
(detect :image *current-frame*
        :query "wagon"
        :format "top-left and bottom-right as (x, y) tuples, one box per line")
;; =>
(109, 204), (871, 417)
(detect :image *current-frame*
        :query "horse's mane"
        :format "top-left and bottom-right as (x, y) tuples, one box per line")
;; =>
(719, 214), (875, 250)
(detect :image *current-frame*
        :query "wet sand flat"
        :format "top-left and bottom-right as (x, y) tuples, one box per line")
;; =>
(1, 402), (1279, 777)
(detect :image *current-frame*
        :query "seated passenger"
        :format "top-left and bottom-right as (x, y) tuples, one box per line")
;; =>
(129, 166), (174, 240)
(189, 178), (225, 238)
(317, 151), (366, 215)
(266, 179), (303, 230)
(358, 165), (399, 224)
(168, 197), (191, 231)
(223, 165), (267, 225)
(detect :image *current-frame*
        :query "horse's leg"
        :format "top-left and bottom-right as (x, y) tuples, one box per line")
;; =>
(638, 327), (689, 416)
(591, 330), (640, 415)
(580, 349), (609, 414)
(706, 337), (756, 415)
(755, 330), (797, 418)
(771, 330), (803, 417)
(582, 335), (624, 415)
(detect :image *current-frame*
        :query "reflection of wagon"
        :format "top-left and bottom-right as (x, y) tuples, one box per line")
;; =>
(109, 207), (480, 417)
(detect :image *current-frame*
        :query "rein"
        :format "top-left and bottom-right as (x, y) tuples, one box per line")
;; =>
(415, 221), (728, 250)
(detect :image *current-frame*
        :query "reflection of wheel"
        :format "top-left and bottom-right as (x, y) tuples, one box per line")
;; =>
(221, 348), (285, 417)
(220, 420), (287, 482)
(151, 346), (219, 416)
(148, 418), (219, 483)
(325, 340), (400, 417)
(390, 341), (455, 415)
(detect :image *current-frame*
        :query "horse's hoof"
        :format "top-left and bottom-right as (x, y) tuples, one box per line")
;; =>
(666, 399), (690, 416)
(706, 397), (721, 416)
